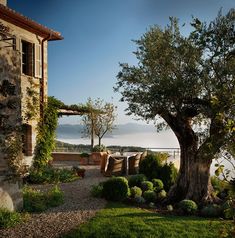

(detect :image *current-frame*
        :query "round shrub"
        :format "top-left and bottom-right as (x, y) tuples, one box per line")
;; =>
(103, 177), (129, 201)
(143, 190), (157, 203)
(128, 174), (147, 188)
(167, 205), (173, 211)
(130, 186), (142, 198)
(141, 181), (154, 192)
(139, 154), (178, 191)
(152, 179), (164, 192)
(179, 200), (198, 215)
(156, 190), (167, 201)
(201, 204), (222, 218)
(134, 196), (145, 204)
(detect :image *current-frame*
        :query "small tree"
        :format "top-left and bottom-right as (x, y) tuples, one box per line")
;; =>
(94, 101), (116, 146)
(81, 98), (116, 149)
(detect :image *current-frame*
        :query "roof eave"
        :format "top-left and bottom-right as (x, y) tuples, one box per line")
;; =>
(0, 4), (63, 41)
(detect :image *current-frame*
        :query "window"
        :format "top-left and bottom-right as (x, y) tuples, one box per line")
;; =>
(22, 124), (33, 156)
(21, 41), (42, 78)
(21, 40), (34, 76)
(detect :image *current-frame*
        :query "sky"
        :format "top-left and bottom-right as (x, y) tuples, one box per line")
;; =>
(8, 0), (235, 125)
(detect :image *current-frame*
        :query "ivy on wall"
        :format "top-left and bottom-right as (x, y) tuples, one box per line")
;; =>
(33, 97), (62, 171)
(33, 97), (90, 171)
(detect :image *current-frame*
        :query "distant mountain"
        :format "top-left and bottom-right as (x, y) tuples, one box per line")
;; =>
(56, 123), (156, 139)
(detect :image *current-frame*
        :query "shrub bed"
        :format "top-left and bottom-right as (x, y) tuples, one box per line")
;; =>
(0, 209), (25, 229)
(128, 174), (147, 188)
(23, 185), (64, 212)
(28, 167), (79, 184)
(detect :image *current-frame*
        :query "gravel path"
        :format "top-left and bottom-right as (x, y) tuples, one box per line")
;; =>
(1, 164), (108, 238)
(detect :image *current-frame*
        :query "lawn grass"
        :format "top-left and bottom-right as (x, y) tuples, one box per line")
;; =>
(62, 203), (232, 238)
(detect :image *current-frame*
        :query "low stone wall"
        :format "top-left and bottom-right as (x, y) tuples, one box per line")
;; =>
(0, 176), (23, 211)
(51, 152), (108, 166)
(51, 152), (89, 165)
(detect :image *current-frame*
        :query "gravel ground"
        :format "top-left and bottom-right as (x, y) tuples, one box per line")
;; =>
(1, 163), (108, 238)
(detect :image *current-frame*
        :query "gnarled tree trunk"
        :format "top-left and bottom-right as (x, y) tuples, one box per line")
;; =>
(165, 117), (217, 205)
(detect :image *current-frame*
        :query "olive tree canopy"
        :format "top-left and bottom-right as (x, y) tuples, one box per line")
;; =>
(115, 9), (235, 204)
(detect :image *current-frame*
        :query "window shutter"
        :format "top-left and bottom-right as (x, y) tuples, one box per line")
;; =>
(35, 44), (42, 78)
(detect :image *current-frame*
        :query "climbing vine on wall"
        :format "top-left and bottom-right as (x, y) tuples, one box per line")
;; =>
(24, 78), (39, 122)
(33, 96), (62, 171)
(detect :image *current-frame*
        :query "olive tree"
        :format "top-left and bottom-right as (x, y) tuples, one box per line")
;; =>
(115, 10), (235, 204)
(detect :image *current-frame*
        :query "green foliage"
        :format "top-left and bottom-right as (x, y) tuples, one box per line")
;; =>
(167, 205), (174, 211)
(33, 97), (61, 170)
(92, 144), (107, 152)
(143, 190), (157, 203)
(134, 196), (145, 204)
(128, 174), (147, 188)
(79, 152), (90, 158)
(115, 9), (235, 203)
(179, 200), (198, 215)
(23, 185), (64, 212)
(103, 177), (129, 201)
(139, 154), (178, 191)
(141, 181), (154, 192)
(152, 179), (164, 192)
(91, 184), (104, 198)
(0, 208), (23, 228)
(156, 190), (167, 201)
(222, 200), (234, 219)
(130, 186), (142, 198)
(201, 204), (222, 218)
(28, 166), (78, 184)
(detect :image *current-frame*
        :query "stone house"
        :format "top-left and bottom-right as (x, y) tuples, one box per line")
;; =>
(0, 0), (62, 210)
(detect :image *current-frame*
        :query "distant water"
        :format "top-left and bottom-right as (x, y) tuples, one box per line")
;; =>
(57, 131), (234, 179)
(57, 131), (179, 148)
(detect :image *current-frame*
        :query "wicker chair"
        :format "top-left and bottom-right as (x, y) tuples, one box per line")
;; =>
(100, 153), (109, 173)
(128, 153), (141, 175)
(140, 150), (147, 163)
(103, 156), (125, 177)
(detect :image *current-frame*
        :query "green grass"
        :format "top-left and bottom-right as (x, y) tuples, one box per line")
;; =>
(62, 203), (232, 238)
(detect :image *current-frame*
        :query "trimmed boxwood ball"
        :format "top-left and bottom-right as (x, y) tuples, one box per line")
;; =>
(152, 179), (164, 192)
(141, 181), (153, 192)
(156, 190), (167, 201)
(134, 196), (145, 204)
(143, 190), (156, 203)
(201, 204), (222, 218)
(130, 186), (142, 198)
(128, 174), (147, 188)
(179, 200), (198, 215)
(103, 177), (129, 201)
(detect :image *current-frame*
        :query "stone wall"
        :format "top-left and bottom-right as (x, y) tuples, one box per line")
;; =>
(0, 47), (23, 210)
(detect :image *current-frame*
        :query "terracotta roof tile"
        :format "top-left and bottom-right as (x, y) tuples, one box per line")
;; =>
(0, 4), (63, 41)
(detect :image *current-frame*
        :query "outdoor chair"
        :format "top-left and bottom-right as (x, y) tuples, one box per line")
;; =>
(100, 153), (109, 173)
(128, 153), (141, 175)
(103, 156), (125, 177)
(140, 150), (147, 163)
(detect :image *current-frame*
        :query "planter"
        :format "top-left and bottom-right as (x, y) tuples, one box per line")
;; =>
(90, 152), (108, 165)
(72, 167), (86, 178)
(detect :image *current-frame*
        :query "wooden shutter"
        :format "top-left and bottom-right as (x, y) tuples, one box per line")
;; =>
(35, 44), (42, 78)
